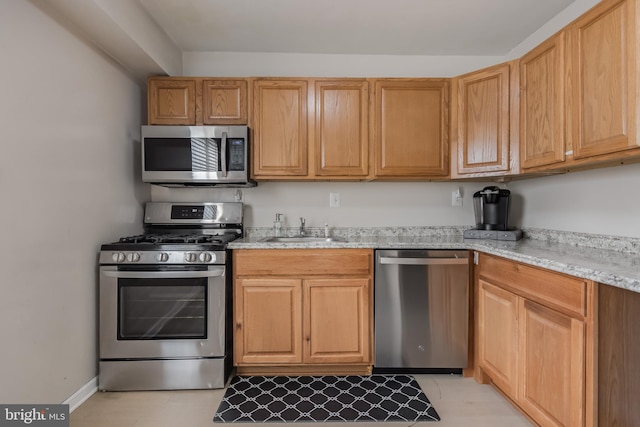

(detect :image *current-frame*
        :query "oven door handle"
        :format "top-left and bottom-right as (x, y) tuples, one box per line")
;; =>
(102, 269), (225, 279)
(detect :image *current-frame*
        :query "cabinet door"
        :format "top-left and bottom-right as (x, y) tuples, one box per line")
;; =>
(303, 278), (371, 364)
(372, 79), (449, 178)
(202, 79), (247, 125)
(452, 63), (514, 176)
(314, 80), (369, 177)
(252, 79), (309, 177)
(478, 280), (519, 397)
(520, 33), (566, 169)
(234, 278), (302, 365)
(571, 0), (638, 159)
(519, 299), (585, 427)
(147, 78), (196, 125)
(598, 284), (640, 426)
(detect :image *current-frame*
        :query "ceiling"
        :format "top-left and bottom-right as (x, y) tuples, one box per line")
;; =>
(138, 0), (577, 56)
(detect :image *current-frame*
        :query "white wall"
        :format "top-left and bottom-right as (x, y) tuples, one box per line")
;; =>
(0, 1), (147, 404)
(152, 181), (487, 229)
(507, 163), (640, 238)
(183, 51), (502, 78)
(505, 0), (600, 59)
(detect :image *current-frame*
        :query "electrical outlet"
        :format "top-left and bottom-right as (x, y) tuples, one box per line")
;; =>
(452, 188), (463, 207)
(330, 192), (341, 208)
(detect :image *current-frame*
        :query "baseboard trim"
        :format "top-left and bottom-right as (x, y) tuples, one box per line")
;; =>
(63, 376), (97, 412)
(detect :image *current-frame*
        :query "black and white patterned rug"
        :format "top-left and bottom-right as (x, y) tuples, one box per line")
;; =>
(213, 375), (440, 423)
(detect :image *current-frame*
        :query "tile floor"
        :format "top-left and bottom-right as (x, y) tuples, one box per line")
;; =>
(70, 374), (533, 427)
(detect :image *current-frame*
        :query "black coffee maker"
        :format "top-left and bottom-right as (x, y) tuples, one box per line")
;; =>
(474, 186), (510, 230)
(464, 186), (522, 240)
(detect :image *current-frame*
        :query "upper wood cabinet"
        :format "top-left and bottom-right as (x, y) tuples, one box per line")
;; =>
(520, 32), (567, 170)
(251, 78), (369, 180)
(147, 77), (247, 125)
(201, 79), (248, 125)
(148, 78), (196, 125)
(145, 1), (640, 180)
(251, 79), (309, 177)
(519, 0), (640, 173)
(313, 80), (369, 178)
(371, 79), (450, 178)
(451, 62), (519, 178)
(569, 0), (639, 161)
(252, 78), (449, 180)
(455, 0), (640, 177)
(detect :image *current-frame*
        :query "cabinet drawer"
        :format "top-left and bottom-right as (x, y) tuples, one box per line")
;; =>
(234, 249), (372, 277)
(478, 254), (588, 317)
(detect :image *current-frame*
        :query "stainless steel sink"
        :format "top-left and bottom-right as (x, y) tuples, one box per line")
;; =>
(262, 236), (346, 243)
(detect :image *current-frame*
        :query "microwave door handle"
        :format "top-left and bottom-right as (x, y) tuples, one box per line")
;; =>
(102, 269), (225, 279)
(221, 132), (228, 177)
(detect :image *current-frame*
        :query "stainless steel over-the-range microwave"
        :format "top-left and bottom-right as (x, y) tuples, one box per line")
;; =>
(141, 125), (255, 187)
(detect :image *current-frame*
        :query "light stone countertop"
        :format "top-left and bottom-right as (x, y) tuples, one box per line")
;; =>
(228, 227), (640, 294)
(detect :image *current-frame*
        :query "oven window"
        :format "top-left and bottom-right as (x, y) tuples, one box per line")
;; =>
(118, 279), (207, 340)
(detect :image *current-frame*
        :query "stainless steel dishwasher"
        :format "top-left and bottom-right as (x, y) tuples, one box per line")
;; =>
(374, 249), (470, 373)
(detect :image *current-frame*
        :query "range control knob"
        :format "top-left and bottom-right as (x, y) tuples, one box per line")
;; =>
(127, 252), (141, 262)
(185, 252), (198, 263)
(199, 252), (213, 263)
(112, 252), (126, 263)
(156, 252), (170, 262)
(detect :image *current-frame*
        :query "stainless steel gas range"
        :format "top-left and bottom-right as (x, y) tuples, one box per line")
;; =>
(98, 202), (242, 391)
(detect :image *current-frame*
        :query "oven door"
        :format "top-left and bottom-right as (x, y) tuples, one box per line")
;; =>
(99, 265), (227, 359)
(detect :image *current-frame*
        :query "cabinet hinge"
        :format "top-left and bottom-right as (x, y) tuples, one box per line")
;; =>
(473, 251), (479, 265)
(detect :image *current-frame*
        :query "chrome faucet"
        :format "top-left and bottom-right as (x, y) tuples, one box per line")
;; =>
(299, 217), (306, 236)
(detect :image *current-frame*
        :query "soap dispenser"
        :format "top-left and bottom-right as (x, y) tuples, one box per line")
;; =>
(273, 213), (284, 237)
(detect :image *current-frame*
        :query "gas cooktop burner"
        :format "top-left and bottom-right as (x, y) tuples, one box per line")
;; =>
(118, 233), (233, 245)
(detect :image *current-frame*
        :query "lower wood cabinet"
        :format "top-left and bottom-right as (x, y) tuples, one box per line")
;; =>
(478, 280), (519, 397)
(304, 278), (371, 364)
(233, 249), (373, 375)
(519, 299), (586, 427)
(598, 284), (640, 426)
(235, 278), (302, 365)
(476, 253), (595, 427)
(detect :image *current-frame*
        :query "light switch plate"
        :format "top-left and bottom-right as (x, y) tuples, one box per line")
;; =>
(330, 192), (341, 208)
(452, 189), (463, 207)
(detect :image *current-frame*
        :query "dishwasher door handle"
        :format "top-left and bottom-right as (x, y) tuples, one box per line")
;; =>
(379, 256), (469, 266)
